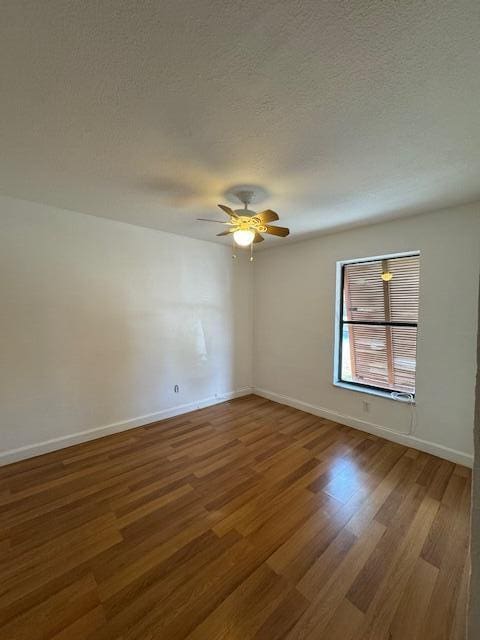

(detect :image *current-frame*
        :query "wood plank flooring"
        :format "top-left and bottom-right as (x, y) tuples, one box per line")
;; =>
(0, 395), (471, 639)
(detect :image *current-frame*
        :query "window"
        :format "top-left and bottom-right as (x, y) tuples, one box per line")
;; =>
(335, 252), (420, 397)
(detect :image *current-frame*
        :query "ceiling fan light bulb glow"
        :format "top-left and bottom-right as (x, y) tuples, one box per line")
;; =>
(233, 229), (255, 247)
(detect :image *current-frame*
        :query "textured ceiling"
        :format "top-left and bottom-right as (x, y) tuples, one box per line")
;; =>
(1, 0), (479, 246)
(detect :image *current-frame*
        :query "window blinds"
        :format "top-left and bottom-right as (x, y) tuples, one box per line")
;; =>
(341, 255), (419, 393)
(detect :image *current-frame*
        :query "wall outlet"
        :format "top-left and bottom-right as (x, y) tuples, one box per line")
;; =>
(362, 399), (370, 413)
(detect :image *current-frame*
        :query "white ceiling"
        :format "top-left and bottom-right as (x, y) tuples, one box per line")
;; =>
(1, 1), (479, 246)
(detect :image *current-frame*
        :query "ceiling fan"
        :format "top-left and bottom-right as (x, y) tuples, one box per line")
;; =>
(197, 190), (289, 254)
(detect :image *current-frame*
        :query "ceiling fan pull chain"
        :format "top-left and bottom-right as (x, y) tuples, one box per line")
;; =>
(250, 243), (254, 262)
(231, 236), (237, 260)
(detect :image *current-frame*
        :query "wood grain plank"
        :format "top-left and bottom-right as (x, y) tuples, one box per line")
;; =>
(388, 557), (438, 640)
(0, 395), (470, 640)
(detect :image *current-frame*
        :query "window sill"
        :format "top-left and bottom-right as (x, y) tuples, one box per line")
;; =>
(333, 380), (416, 404)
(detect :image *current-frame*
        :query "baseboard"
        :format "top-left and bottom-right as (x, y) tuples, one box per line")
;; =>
(254, 387), (473, 468)
(0, 387), (253, 467)
(3, 386), (472, 469)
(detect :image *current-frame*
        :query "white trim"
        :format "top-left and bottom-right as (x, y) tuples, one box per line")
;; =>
(338, 249), (420, 266)
(333, 380), (415, 404)
(333, 258), (343, 384)
(3, 385), (472, 469)
(0, 388), (253, 466)
(254, 387), (473, 468)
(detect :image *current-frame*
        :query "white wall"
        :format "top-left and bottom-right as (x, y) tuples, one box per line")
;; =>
(254, 203), (480, 466)
(0, 196), (253, 463)
(469, 279), (480, 637)
(1, 197), (478, 467)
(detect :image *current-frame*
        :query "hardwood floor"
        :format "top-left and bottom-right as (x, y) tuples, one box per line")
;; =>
(0, 395), (471, 639)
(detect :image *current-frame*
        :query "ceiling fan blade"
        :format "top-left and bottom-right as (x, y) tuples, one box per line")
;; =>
(218, 204), (239, 218)
(265, 224), (290, 237)
(216, 229), (235, 236)
(255, 209), (279, 223)
(197, 218), (232, 224)
(253, 232), (264, 243)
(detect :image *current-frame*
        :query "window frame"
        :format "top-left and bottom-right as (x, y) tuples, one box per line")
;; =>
(333, 251), (420, 400)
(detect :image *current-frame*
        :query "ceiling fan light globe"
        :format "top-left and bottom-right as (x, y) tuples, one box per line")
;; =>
(233, 229), (255, 247)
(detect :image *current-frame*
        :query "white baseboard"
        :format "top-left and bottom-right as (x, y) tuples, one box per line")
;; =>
(254, 387), (473, 468)
(3, 386), (472, 469)
(0, 387), (253, 467)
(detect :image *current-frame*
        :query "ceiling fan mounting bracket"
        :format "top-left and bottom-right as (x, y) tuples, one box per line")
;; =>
(224, 184), (269, 207)
(235, 190), (254, 207)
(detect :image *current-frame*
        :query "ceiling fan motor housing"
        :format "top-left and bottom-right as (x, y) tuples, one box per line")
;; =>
(234, 213), (268, 233)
